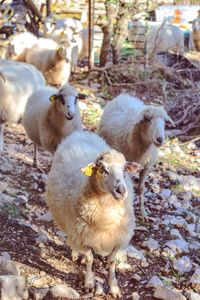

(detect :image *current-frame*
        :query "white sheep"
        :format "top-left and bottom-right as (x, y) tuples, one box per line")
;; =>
(129, 20), (185, 59)
(43, 16), (83, 37)
(23, 84), (84, 166)
(6, 31), (38, 61)
(192, 10), (200, 51)
(98, 94), (174, 219)
(46, 130), (141, 298)
(25, 38), (72, 86)
(0, 59), (45, 152)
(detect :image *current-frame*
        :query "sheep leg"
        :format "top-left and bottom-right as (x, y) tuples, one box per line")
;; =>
(138, 166), (149, 220)
(33, 143), (38, 167)
(84, 249), (95, 291)
(0, 123), (5, 152)
(108, 248), (121, 299)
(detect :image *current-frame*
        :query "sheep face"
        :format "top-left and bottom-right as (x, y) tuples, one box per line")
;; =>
(50, 91), (77, 120)
(43, 18), (55, 36)
(141, 107), (173, 147)
(82, 150), (142, 201)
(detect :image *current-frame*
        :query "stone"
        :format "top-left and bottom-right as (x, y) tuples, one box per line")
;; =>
(169, 216), (186, 228)
(177, 191), (193, 201)
(160, 189), (172, 199)
(168, 195), (182, 209)
(173, 256), (193, 275)
(0, 257), (20, 276)
(1, 252), (11, 260)
(0, 157), (12, 172)
(33, 287), (49, 300)
(126, 245), (146, 260)
(146, 275), (163, 288)
(0, 192), (14, 206)
(164, 239), (189, 254)
(143, 238), (160, 252)
(186, 290), (200, 300)
(186, 223), (196, 237)
(190, 268), (200, 293)
(36, 212), (52, 222)
(17, 195), (28, 205)
(79, 101), (88, 110)
(154, 286), (186, 300)
(50, 284), (80, 299)
(0, 182), (8, 192)
(132, 274), (142, 281)
(189, 241), (200, 251)
(28, 275), (48, 288)
(36, 231), (50, 244)
(170, 229), (183, 240)
(0, 275), (28, 300)
(132, 292), (140, 300)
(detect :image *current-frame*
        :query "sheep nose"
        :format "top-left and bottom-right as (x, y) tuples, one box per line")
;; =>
(157, 137), (163, 144)
(66, 112), (74, 120)
(116, 183), (126, 195)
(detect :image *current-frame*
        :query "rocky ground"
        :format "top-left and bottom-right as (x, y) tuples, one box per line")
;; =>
(0, 88), (200, 300)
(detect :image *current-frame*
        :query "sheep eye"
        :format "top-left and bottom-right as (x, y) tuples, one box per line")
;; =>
(144, 116), (151, 123)
(98, 165), (109, 175)
(59, 93), (65, 105)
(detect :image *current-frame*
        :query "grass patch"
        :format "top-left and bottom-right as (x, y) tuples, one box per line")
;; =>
(159, 139), (199, 171)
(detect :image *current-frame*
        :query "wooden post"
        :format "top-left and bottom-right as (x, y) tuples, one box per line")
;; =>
(88, 0), (95, 69)
(88, 0), (92, 69)
(46, 0), (51, 17)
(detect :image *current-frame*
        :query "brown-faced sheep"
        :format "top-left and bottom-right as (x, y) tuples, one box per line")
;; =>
(25, 38), (72, 86)
(46, 130), (141, 298)
(98, 94), (174, 219)
(23, 84), (84, 166)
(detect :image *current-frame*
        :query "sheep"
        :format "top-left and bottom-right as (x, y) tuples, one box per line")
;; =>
(98, 94), (174, 220)
(46, 130), (142, 298)
(6, 31), (38, 61)
(25, 38), (72, 86)
(43, 16), (83, 37)
(23, 84), (84, 166)
(49, 27), (74, 43)
(0, 59), (45, 152)
(128, 20), (185, 59)
(192, 10), (200, 51)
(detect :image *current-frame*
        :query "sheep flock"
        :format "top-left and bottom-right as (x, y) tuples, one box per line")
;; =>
(0, 5), (199, 300)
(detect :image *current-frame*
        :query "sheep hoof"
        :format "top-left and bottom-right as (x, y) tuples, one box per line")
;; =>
(109, 284), (122, 299)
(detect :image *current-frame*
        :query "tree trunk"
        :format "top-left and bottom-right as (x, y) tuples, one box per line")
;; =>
(98, 0), (116, 67)
(111, 0), (133, 65)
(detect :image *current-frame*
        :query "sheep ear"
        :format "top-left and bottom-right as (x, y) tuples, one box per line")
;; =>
(80, 163), (96, 177)
(165, 115), (175, 127)
(77, 93), (87, 100)
(125, 162), (143, 173)
(57, 46), (66, 60)
(49, 94), (59, 102)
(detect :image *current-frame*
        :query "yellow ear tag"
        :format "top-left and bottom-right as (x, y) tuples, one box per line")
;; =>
(60, 31), (65, 38)
(80, 164), (94, 177)
(50, 95), (55, 102)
